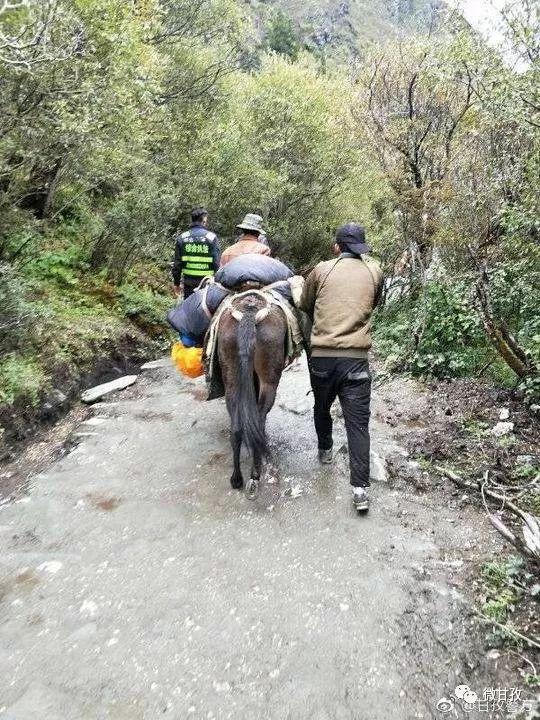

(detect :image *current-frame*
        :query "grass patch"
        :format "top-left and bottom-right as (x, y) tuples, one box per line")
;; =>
(478, 556), (539, 650)
(460, 417), (490, 438)
(117, 283), (173, 333)
(0, 355), (47, 407)
(1, 247), (174, 445)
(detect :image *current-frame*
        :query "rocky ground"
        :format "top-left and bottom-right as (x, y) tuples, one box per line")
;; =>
(0, 358), (538, 719)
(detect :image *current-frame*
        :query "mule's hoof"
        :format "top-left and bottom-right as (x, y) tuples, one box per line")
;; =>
(245, 477), (260, 500)
(230, 474), (244, 490)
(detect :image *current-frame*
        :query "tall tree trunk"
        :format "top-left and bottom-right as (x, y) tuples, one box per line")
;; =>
(89, 232), (110, 269)
(468, 247), (537, 379)
(22, 158), (63, 219)
(41, 158), (63, 219)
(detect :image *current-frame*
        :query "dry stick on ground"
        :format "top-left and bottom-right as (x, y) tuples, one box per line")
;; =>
(478, 614), (540, 651)
(508, 649), (538, 677)
(436, 465), (540, 649)
(435, 466), (540, 567)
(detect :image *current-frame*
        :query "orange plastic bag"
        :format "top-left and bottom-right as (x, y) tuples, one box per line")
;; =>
(171, 341), (204, 379)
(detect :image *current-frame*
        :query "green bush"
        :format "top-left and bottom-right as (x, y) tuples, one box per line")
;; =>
(410, 282), (486, 377)
(373, 301), (414, 369)
(116, 284), (172, 333)
(0, 355), (46, 407)
(265, 10), (300, 60)
(489, 253), (540, 372)
(375, 281), (488, 379)
(24, 246), (89, 289)
(0, 264), (38, 353)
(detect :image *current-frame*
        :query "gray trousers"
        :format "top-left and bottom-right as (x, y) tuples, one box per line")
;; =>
(309, 357), (371, 488)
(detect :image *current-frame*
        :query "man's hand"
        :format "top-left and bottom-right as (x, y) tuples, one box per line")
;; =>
(288, 275), (305, 307)
(173, 284), (182, 298)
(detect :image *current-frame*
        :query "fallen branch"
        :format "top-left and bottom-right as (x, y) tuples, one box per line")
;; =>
(478, 614), (540, 651)
(476, 358), (495, 378)
(436, 465), (540, 566)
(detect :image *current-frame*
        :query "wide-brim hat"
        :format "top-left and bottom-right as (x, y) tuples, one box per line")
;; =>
(336, 222), (371, 255)
(236, 213), (264, 233)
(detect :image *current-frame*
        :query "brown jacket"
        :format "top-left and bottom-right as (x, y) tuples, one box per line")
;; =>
(220, 235), (271, 266)
(299, 255), (383, 358)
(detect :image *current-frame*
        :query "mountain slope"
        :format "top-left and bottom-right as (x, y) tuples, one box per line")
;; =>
(250, 0), (439, 57)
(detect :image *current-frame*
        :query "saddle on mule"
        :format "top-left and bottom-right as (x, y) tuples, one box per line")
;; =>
(204, 285), (304, 400)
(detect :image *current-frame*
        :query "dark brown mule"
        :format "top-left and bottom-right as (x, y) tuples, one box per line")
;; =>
(217, 293), (288, 491)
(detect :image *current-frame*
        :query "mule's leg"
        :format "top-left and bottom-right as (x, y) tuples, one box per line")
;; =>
(225, 391), (244, 490)
(249, 381), (278, 480)
(249, 314), (286, 481)
(258, 382), (278, 420)
(230, 431), (244, 489)
(219, 314), (245, 491)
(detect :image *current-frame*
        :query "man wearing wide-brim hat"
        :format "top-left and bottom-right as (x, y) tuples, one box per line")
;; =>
(220, 213), (271, 266)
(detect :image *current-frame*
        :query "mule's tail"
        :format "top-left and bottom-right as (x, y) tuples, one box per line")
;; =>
(236, 310), (269, 458)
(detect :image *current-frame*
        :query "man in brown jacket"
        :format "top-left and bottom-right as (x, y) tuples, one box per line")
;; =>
(220, 213), (271, 266)
(299, 223), (383, 513)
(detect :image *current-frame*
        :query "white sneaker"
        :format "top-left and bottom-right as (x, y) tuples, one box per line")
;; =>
(352, 487), (370, 513)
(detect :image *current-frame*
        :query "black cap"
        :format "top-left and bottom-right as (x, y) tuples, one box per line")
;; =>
(191, 206), (208, 221)
(336, 223), (371, 256)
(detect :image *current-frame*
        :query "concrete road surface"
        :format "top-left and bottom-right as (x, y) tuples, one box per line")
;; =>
(0, 359), (487, 719)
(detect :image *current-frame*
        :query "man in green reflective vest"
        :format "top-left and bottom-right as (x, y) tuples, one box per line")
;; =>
(172, 206), (221, 299)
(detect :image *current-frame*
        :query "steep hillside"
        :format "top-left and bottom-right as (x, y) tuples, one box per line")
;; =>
(250, 0), (439, 57)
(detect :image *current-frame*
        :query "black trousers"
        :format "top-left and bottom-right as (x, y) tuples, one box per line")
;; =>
(309, 357), (371, 488)
(183, 279), (201, 299)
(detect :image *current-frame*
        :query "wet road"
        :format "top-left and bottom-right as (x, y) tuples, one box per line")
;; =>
(0, 359), (478, 719)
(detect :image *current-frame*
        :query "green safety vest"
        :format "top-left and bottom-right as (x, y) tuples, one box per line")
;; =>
(180, 231), (216, 278)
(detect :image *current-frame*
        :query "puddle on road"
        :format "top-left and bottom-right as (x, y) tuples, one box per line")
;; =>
(87, 494), (122, 512)
(0, 568), (40, 603)
(15, 568), (40, 590)
(206, 451), (228, 467)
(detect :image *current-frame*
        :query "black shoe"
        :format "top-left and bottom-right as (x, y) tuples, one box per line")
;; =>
(318, 448), (334, 465)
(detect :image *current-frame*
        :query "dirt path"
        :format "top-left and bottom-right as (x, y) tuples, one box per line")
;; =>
(0, 359), (514, 719)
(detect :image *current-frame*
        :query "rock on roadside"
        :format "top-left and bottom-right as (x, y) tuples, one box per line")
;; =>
(370, 450), (387, 482)
(141, 358), (170, 370)
(491, 421), (514, 437)
(81, 376), (138, 404)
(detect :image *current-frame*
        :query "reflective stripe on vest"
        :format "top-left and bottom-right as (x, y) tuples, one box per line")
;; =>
(185, 263), (212, 272)
(182, 256), (213, 265)
(184, 268), (215, 277)
(182, 238), (214, 278)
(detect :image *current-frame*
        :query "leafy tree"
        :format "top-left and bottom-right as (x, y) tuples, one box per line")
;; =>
(266, 10), (299, 61)
(356, 30), (475, 277)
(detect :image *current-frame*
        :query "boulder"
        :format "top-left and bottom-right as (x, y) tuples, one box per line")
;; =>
(491, 421), (514, 437)
(81, 375), (137, 404)
(40, 389), (68, 419)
